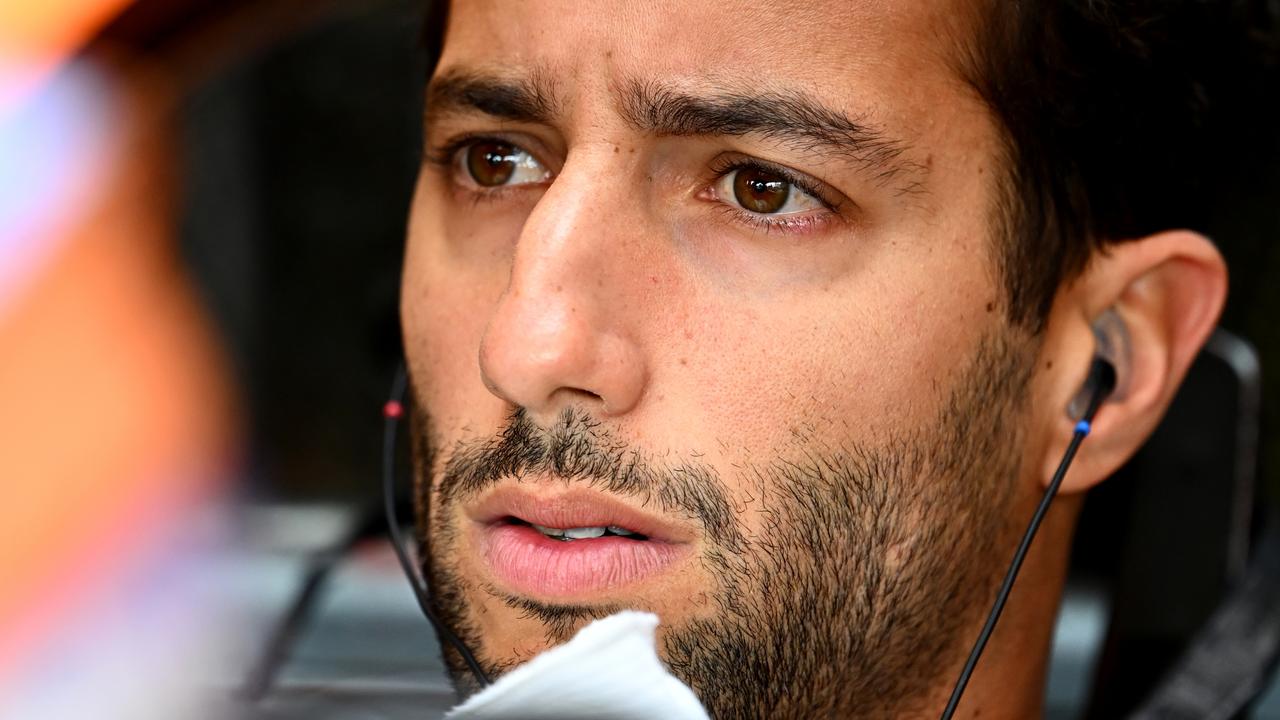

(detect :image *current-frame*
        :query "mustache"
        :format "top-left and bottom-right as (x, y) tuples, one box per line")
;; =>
(433, 407), (744, 550)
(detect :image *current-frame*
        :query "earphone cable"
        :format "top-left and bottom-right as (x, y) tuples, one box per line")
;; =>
(382, 365), (492, 687)
(939, 363), (1113, 720)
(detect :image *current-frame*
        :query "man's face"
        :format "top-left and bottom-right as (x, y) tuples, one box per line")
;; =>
(403, 0), (1049, 715)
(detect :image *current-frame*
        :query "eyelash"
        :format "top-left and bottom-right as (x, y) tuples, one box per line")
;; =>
(426, 135), (843, 232)
(423, 133), (485, 169)
(705, 156), (842, 233)
(423, 134), (536, 206)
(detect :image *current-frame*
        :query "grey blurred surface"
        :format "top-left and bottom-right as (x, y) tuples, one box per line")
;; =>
(216, 505), (454, 719)
(1261, 675), (1280, 719)
(216, 504), (1280, 719)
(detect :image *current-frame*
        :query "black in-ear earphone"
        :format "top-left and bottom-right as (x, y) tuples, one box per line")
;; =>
(939, 343), (1121, 720)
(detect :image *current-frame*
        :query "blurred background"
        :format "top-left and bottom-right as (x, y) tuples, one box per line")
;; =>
(0, 0), (1278, 718)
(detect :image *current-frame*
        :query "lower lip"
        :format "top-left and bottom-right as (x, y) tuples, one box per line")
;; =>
(476, 523), (688, 598)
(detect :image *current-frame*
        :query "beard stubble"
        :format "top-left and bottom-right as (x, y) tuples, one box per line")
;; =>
(411, 331), (1035, 719)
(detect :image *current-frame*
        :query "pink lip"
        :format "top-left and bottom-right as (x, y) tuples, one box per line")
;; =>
(466, 486), (694, 598)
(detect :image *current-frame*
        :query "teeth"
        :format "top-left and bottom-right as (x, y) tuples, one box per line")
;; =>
(529, 524), (639, 540)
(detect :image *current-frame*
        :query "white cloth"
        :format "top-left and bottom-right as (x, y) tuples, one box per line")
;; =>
(445, 611), (710, 720)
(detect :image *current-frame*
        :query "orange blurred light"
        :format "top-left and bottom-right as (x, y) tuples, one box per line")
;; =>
(0, 66), (238, 679)
(0, 0), (134, 63)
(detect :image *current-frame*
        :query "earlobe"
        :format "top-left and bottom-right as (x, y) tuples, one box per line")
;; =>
(1044, 230), (1227, 494)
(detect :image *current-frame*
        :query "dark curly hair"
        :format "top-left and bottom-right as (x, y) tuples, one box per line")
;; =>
(960, 0), (1278, 329)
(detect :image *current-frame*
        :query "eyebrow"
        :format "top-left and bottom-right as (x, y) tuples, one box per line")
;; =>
(426, 68), (560, 124)
(425, 69), (923, 191)
(621, 80), (919, 189)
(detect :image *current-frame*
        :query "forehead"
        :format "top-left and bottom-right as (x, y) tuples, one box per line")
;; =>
(438, 0), (982, 120)
(435, 0), (996, 214)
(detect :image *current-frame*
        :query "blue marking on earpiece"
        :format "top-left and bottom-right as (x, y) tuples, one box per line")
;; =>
(1075, 420), (1092, 436)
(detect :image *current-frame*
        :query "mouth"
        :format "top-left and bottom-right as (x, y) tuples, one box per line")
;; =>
(465, 485), (694, 599)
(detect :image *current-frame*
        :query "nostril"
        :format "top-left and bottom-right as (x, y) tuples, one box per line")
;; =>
(552, 387), (608, 412)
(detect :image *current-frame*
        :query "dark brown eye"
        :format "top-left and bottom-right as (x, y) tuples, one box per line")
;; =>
(465, 141), (518, 186)
(732, 166), (791, 214)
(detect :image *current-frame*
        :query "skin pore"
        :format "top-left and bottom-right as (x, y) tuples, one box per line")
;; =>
(401, 0), (1227, 717)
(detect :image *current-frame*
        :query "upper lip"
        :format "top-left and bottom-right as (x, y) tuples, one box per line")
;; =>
(465, 482), (696, 544)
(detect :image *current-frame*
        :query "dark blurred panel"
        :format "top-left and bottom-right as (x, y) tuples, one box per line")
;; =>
(1069, 35), (1280, 710)
(1203, 24), (1280, 511)
(178, 0), (426, 500)
(1076, 336), (1262, 718)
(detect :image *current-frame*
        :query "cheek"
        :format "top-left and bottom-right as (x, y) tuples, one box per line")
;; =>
(653, 236), (992, 463)
(402, 188), (514, 435)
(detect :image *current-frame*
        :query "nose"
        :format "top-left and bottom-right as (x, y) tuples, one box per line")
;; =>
(479, 156), (648, 422)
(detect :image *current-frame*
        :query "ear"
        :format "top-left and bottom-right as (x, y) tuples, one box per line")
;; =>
(1037, 230), (1227, 493)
